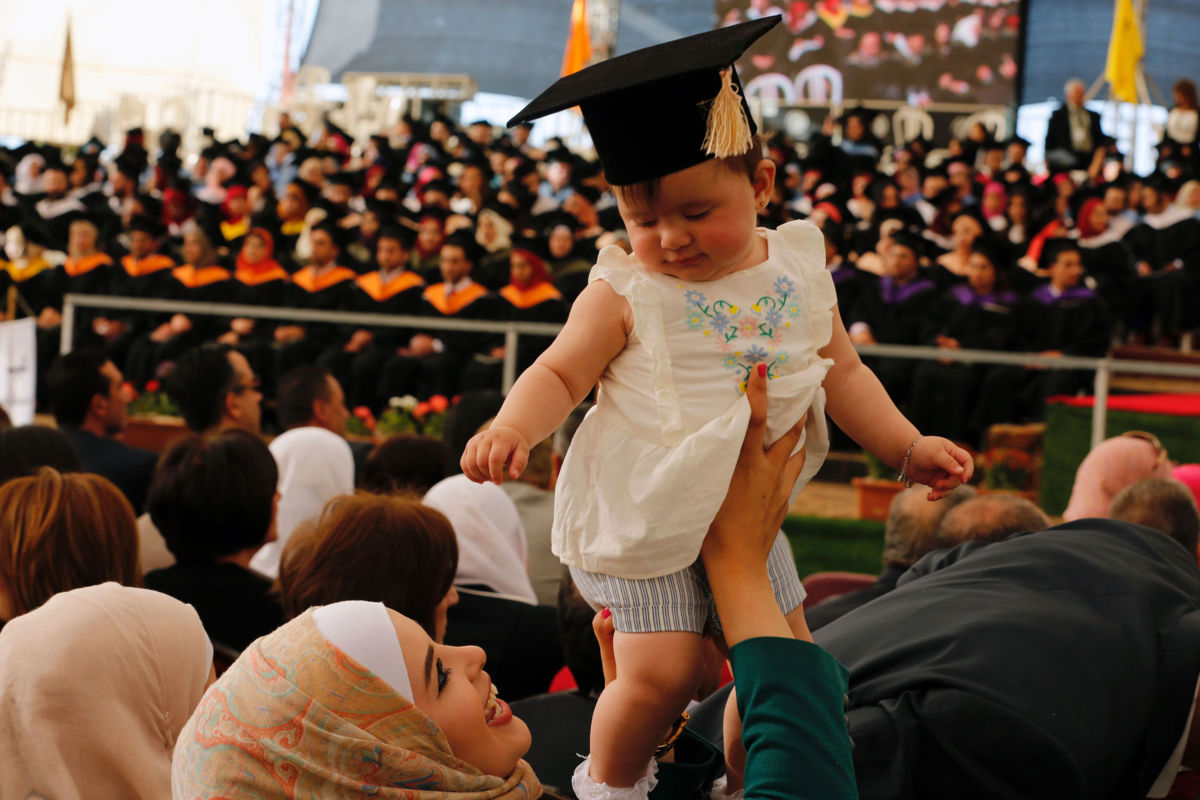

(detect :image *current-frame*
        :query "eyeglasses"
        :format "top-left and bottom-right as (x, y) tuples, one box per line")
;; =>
(1121, 430), (1168, 467)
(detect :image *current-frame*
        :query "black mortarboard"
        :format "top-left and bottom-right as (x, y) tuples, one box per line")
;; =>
(127, 214), (164, 238)
(290, 178), (322, 206)
(1004, 135), (1031, 150)
(508, 16), (780, 186)
(890, 228), (924, 257)
(377, 222), (417, 250)
(312, 218), (348, 248)
(970, 236), (1008, 269)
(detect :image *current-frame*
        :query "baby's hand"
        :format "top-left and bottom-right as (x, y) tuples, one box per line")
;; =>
(461, 425), (530, 484)
(905, 435), (975, 500)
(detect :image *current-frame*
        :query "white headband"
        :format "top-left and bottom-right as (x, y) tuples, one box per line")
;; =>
(312, 601), (414, 701)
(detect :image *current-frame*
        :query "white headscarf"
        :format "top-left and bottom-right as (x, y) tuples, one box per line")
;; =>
(423, 475), (537, 604)
(250, 426), (355, 579)
(0, 583), (212, 800)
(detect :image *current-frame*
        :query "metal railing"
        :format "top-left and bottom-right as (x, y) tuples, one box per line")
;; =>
(60, 294), (562, 393)
(60, 294), (1200, 445)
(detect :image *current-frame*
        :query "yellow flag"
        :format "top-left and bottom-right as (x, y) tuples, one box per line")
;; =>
(561, 0), (591, 78)
(59, 20), (75, 124)
(1105, 0), (1143, 104)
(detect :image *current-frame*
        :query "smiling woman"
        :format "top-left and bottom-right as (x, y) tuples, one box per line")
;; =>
(171, 600), (541, 799)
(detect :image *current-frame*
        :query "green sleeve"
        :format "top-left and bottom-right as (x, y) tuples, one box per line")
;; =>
(730, 637), (858, 800)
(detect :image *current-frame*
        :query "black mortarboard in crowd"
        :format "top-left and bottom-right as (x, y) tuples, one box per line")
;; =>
(1039, 237), (1082, 270)
(377, 221), (417, 250)
(508, 16), (780, 186)
(127, 214), (164, 238)
(890, 228), (925, 258)
(312, 217), (349, 249)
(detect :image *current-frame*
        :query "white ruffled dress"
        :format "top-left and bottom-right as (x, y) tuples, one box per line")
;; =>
(552, 219), (837, 579)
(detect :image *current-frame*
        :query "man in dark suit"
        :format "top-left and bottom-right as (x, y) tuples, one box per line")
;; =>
(45, 350), (158, 513)
(816, 519), (1200, 799)
(806, 485), (975, 631)
(1044, 78), (1106, 171)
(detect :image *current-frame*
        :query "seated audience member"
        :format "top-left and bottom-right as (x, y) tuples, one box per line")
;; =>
(0, 424), (81, 485)
(0, 583), (213, 800)
(165, 343), (263, 435)
(814, 518), (1200, 798)
(935, 494), (1052, 549)
(143, 430), (284, 653)
(275, 364), (367, 476)
(360, 434), (448, 494)
(1063, 431), (1173, 521)
(1110, 477), (1200, 555)
(276, 493), (459, 641)
(424, 475), (564, 701)
(249, 425), (354, 579)
(0, 469), (140, 627)
(172, 600), (542, 798)
(46, 349), (157, 512)
(806, 485), (975, 631)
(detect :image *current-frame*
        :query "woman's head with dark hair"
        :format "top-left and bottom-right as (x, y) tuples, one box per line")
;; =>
(361, 435), (449, 494)
(0, 426), (82, 486)
(0, 468), (139, 619)
(147, 429), (278, 561)
(277, 493), (459, 640)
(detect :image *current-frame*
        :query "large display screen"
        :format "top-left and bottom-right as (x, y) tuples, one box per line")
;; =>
(721, 0), (1022, 108)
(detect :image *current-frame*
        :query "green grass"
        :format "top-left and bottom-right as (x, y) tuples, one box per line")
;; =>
(782, 514), (885, 578)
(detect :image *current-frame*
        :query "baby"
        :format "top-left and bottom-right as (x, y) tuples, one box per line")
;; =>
(463, 16), (972, 799)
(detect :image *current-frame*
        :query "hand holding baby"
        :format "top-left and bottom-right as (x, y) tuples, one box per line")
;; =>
(461, 424), (530, 484)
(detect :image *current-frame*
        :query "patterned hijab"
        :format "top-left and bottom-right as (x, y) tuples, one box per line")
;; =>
(172, 609), (541, 799)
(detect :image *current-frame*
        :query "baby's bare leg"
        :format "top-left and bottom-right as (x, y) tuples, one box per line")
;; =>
(721, 604), (811, 793)
(586, 630), (705, 788)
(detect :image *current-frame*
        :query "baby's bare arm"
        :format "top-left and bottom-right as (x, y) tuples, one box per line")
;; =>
(819, 308), (920, 469)
(462, 281), (630, 482)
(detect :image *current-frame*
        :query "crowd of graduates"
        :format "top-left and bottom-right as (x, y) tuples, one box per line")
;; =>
(3, 93), (1200, 447)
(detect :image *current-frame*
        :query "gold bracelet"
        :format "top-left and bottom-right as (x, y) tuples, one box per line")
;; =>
(897, 434), (923, 488)
(653, 710), (690, 759)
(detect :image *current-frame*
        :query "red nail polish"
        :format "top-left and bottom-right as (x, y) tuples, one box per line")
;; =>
(601, 608), (611, 620)
(757, 363), (766, 378)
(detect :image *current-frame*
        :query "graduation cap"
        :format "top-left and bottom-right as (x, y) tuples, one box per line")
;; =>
(535, 210), (580, 236)
(289, 178), (323, 206)
(328, 170), (363, 191)
(311, 218), (349, 249)
(508, 16), (780, 186)
(377, 221), (417, 250)
(510, 233), (550, 262)
(444, 229), (483, 263)
(79, 136), (106, 156)
(889, 228), (925, 257)
(127, 214), (164, 238)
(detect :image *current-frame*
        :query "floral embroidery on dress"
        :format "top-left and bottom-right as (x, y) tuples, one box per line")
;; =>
(680, 270), (799, 391)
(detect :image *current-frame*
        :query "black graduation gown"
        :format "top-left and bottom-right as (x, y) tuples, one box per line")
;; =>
(378, 280), (507, 399)
(908, 286), (1019, 445)
(816, 521), (1200, 800)
(849, 272), (941, 406)
(123, 265), (234, 387)
(275, 263), (359, 378)
(105, 253), (178, 369)
(318, 269), (426, 407)
(974, 285), (1111, 427)
(1122, 214), (1200, 336)
(460, 284), (569, 393)
(226, 263), (292, 392)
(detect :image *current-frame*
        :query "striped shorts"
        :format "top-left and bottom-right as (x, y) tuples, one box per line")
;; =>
(570, 531), (806, 635)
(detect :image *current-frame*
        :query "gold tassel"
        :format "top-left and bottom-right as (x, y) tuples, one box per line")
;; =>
(701, 67), (753, 158)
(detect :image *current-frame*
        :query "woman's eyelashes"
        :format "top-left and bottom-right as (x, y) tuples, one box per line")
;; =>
(436, 657), (451, 694)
